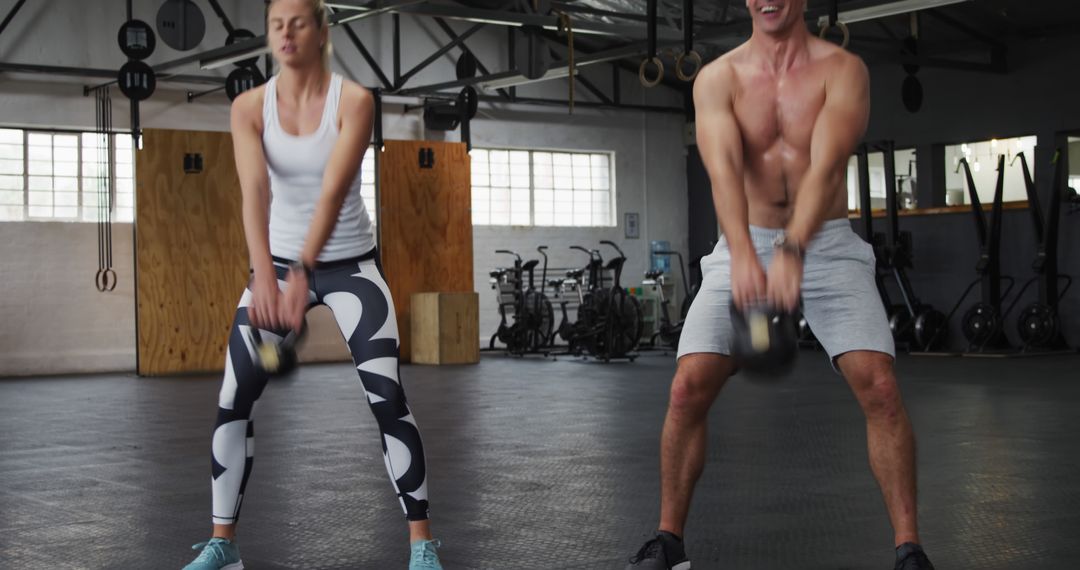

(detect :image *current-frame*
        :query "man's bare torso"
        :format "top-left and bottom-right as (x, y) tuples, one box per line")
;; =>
(717, 37), (854, 228)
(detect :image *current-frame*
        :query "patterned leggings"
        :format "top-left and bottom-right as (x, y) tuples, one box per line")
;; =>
(209, 250), (429, 524)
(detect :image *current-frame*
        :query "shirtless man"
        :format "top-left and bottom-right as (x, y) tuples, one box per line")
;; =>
(624, 1), (934, 569)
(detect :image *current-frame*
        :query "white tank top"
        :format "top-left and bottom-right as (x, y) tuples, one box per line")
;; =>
(263, 73), (374, 262)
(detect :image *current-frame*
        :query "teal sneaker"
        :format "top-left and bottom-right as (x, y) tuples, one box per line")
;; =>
(409, 539), (443, 570)
(182, 537), (243, 570)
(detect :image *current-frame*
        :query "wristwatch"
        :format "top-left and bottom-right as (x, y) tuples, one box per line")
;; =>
(288, 260), (313, 280)
(772, 233), (805, 260)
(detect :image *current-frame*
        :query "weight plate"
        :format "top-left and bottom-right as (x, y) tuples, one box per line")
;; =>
(118, 60), (157, 101)
(226, 66), (265, 101)
(455, 52), (477, 80)
(889, 307), (913, 342)
(1017, 303), (1057, 347)
(902, 75), (923, 113)
(226, 28), (259, 68)
(961, 303), (998, 345)
(459, 86), (479, 120)
(156, 0), (206, 52)
(913, 309), (947, 351)
(514, 27), (550, 81)
(118, 19), (156, 60)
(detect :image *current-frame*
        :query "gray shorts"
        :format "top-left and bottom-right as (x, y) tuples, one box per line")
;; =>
(677, 219), (895, 366)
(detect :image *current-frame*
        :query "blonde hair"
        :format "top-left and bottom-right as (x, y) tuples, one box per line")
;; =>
(270, 0), (333, 69)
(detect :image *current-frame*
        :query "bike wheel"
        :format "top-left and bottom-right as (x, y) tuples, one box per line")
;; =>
(659, 325), (681, 348)
(521, 291), (554, 352)
(579, 289), (608, 357)
(605, 289), (643, 358)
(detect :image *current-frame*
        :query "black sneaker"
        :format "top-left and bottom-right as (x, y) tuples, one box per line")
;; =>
(625, 532), (691, 570)
(894, 543), (935, 570)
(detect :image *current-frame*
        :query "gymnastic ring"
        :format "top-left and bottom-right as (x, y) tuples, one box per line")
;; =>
(95, 268), (117, 292)
(675, 50), (702, 82)
(639, 56), (664, 88)
(819, 20), (850, 48)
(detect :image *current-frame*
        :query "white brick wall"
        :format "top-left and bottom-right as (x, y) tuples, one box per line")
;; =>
(0, 222), (137, 376)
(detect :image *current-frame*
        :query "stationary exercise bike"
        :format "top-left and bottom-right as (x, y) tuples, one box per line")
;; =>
(644, 249), (692, 349)
(549, 245), (604, 356)
(572, 241), (644, 361)
(488, 250), (553, 355)
(535, 245), (571, 349)
(549, 263), (585, 349)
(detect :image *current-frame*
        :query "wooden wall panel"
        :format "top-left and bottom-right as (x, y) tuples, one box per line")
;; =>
(379, 140), (474, 362)
(135, 129), (248, 375)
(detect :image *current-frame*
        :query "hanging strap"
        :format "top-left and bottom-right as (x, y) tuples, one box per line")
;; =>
(639, 0), (663, 87)
(675, 0), (701, 81)
(94, 87), (117, 292)
(556, 10), (575, 114)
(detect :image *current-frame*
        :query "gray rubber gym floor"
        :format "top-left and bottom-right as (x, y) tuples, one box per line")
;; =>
(2, 351), (1078, 569)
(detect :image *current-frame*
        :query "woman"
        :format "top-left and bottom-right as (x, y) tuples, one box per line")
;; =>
(183, 1), (442, 568)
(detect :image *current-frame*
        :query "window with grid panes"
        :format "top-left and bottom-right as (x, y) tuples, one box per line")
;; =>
(28, 132), (81, 220)
(0, 128), (136, 223)
(0, 129), (24, 220)
(471, 148), (614, 227)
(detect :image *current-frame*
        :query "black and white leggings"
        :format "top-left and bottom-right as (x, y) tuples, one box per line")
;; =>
(210, 250), (430, 524)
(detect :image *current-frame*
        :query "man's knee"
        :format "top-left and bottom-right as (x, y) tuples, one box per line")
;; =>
(851, 364), (903, 420)
(668, 354), (732, 418)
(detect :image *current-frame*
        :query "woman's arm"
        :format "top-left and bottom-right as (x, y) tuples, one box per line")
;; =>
(297, 82), (375, 268)
(230, 87), (283, 330)
(281, 82), (375, 331)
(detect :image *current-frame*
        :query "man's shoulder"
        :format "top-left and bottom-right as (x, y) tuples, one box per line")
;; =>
(696, 46), (744, 87)
(810, 37), (867, 74)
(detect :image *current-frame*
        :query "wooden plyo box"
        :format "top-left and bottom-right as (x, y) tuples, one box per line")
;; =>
(410, 292), (480, 365)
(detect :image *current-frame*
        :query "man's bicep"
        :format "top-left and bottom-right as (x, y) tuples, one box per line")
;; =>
(696, 101), (743, 181)
(812, 61), (869, 167)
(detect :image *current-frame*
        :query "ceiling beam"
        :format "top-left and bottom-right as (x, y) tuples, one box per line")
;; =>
(331, 1), (684, 39)
(150, 0), (426, 73)
(0, 62), (226, 85)
(0, 0), (28, 39)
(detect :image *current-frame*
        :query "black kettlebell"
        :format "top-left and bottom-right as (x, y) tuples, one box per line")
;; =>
(730, 303), (799, 378)
(251, 324), (306, 376)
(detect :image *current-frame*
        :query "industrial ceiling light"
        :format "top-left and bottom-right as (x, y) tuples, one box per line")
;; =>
(816, 0), (970, 27)
(478, 67), (578, 91)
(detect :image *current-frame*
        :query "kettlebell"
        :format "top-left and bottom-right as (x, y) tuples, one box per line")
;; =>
(251, 323), (306, 376)
(729, 303), (799, 378)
